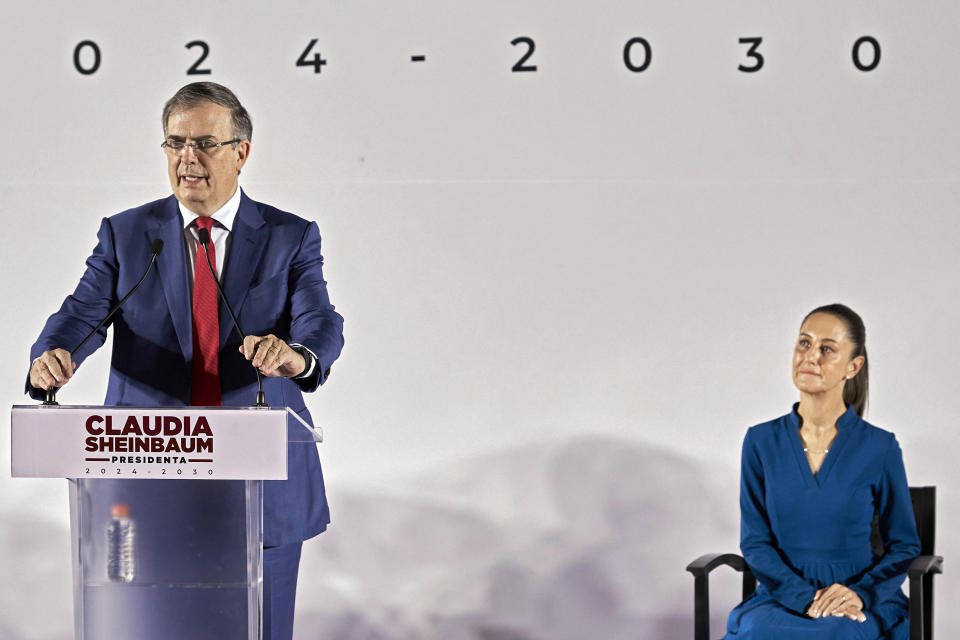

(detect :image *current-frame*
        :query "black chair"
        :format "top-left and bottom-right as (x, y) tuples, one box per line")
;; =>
(686, 486), (944, 640)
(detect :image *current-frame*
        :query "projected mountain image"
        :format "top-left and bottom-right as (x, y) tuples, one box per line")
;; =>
(294, 437), (736, 640)
(0, 437), (736, 640)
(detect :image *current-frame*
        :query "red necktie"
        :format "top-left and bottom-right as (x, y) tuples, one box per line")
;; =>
(191, 217), (221, 406)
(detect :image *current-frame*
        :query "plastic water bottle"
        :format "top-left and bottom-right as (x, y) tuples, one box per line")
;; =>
(106, 503), (135, 582)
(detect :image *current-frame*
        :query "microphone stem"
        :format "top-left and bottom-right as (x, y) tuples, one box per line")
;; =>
(201, 242), (267, 407)
(72, 251), (160, 357)
(44, 247), (162, 406)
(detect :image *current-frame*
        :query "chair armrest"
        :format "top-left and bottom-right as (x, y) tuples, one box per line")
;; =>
(687, 552), (748, 577)
(908, 554), (943, 580)
(908, 555), (943, 640)
(687, 552), (757, 640)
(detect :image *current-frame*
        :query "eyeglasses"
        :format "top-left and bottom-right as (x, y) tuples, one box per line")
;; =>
(161, 138), (241, 155)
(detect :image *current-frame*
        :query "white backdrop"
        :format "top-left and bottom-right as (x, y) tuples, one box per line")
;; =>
(2, 2), (958, 638)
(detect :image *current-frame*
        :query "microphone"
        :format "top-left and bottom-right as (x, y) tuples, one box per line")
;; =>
(197, 227), (267, 407)
(44, 239), (165, 405)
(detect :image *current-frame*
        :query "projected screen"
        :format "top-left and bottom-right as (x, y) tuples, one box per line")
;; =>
(1, 2), (957, 639)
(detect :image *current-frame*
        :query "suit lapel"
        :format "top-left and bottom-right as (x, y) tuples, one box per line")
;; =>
(148, 196), (193, 361)
(219, 192), (267, 345)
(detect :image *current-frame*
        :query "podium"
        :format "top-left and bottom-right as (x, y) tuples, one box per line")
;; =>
(10, 404), (321, 640)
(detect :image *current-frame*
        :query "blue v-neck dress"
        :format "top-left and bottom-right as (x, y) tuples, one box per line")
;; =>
(724, 405), (920, 639)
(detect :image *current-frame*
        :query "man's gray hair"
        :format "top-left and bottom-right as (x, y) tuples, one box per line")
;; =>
(162, 82), (252, 141)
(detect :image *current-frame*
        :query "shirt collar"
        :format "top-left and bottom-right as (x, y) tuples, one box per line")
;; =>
(789, 402), (859, 429)
(179, 187), (242, 232)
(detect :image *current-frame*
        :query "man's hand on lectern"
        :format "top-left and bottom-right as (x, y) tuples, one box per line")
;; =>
(30, 349), (77, 390)
(239, 334), (306, 378)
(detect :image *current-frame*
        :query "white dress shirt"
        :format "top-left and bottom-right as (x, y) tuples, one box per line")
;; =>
(180, 186), (240, 281)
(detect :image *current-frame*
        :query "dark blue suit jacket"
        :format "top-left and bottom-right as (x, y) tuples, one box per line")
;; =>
(28, 191), (345, 545)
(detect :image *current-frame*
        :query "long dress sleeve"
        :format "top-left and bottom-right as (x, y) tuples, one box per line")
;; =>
(849, 436), (920, 610)
(739, 428), (818, 614)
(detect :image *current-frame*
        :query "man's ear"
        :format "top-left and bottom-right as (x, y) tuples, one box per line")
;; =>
(235, 140), (251, 174)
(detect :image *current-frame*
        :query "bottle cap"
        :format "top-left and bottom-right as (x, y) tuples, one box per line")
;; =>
(111, 503), (131, 518)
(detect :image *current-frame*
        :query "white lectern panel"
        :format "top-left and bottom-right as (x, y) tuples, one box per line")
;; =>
(11, 406), (288, 480)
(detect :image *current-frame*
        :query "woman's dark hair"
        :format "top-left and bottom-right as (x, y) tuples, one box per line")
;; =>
(802, 303), (869, 416)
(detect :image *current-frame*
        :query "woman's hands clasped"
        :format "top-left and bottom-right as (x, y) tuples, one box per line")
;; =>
(806, 584), (866, 622)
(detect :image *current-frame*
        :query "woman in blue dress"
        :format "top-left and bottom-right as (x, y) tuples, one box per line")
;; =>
(724, 304), (920, 639)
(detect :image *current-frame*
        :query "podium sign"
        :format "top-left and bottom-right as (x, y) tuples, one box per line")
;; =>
(11, 405), (287, 480)
(9, 404), (318, 639)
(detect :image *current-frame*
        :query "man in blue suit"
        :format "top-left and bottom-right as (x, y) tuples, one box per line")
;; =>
(27, 82), (344, 640)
